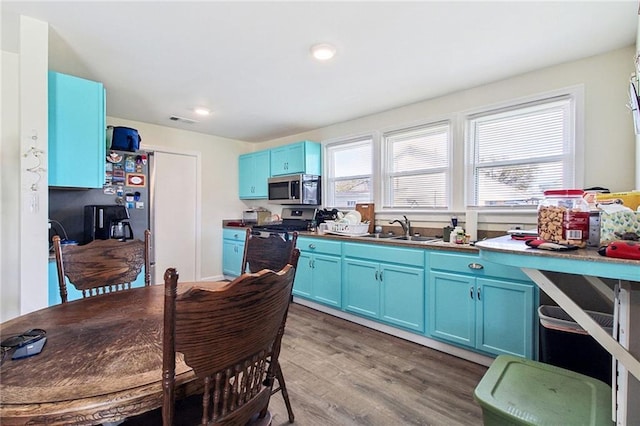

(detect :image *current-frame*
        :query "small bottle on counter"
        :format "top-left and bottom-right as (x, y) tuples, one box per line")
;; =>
(453, 226), (465, 244)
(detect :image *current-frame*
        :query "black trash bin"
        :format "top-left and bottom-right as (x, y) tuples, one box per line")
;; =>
(538, 305), (613, 385)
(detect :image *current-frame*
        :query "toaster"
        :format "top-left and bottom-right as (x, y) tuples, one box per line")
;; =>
(243, 210), (271, 225)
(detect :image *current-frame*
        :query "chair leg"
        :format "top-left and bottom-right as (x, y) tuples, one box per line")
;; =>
(275, 361), (295, 423)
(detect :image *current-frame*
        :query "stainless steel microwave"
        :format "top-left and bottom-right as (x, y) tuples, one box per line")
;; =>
(268, 174), (321, 205)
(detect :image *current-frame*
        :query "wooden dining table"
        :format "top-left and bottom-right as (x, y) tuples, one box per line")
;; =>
(0, 280), (228, 425)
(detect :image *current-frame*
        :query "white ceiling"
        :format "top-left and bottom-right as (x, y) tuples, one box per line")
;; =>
(2, 1), (637, 143)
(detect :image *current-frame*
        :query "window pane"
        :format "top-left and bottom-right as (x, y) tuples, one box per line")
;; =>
(326, 137), (373, 207)
(477, 161), (564, 206)
(476, 107), (565, 163)
(384, 122), (451, 208)
(333, 143), (371, 177)
(332, 177), (373, 208)
(389, 125), (449, 172)
(391, 173), (447, 208)
(468, 96), (573, 206)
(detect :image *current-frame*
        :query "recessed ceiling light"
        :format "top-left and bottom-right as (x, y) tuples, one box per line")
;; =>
(194, 107), (211, 116)
(310, 43), (336, 61)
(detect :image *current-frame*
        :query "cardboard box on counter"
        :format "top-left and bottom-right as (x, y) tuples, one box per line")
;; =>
(596, 191), (640, 211)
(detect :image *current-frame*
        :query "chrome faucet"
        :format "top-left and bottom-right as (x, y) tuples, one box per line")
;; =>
(389, 215), (411, 237)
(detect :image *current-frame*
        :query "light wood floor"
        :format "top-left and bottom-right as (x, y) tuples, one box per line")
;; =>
(268, 303), (488, 426)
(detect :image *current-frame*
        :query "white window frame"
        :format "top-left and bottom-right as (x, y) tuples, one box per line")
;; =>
(381, 120), (452, 210)
(324, 134), (375, 209)
(464, 86), (584, 209)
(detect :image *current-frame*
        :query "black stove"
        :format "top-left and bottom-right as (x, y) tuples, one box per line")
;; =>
(252, 207), (316, 232)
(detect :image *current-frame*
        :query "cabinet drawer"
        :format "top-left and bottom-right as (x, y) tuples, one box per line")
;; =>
(430, 252), (530, 281)
(297, 237), (342, 256)
(344, 243), (423, 267)
(223, 228), (249, 241)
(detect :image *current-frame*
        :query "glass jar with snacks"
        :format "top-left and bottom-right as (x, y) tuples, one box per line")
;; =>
(537, 189), (590, 247)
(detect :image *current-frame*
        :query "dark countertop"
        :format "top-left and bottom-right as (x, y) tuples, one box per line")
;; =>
(223, 222), (478, 253)
(475, 235), (639, 282)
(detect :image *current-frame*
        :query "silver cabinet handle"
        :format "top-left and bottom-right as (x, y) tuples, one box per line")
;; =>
(379, 271), (383, 282)
(308, 244), (316, 249)
(308, 259), (312, 268)
(470, 287), (474, 299)
(477, 287), (481, 300)
(375, 270), (379, 281)
(468, 263), (484, 270)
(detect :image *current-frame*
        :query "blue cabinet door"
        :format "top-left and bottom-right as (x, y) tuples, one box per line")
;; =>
(476, 277), (534, 358)
(428, 271), (476, 347)
(222, 240), (245, 277)
(270, 145), (292, 176)
(238, 154), (254, 198)
(293, 251), (313, 298)
(239, 150), (270, 199)
(48, 71), (105, 188)
(270, 141), (321, 176)
(312, 253), (342, 307)
(380, 264), (425, 332)
(343, 258), (380, 319)
(222, 229), (247, 277)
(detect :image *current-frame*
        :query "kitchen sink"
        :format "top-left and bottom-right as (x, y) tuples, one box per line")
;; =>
(391, 235), (440, 242)
(363, 233), (397, 239)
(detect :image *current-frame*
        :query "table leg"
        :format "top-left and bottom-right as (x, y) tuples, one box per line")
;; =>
(521, 268), (640, 425)
(616, 281), (640, 425)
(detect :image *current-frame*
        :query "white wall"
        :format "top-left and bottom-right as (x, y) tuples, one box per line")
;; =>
(1, 17), (49, 322)
(262, 46), (636, 199)
(1, 51), (21, 321)
(252, 46), (636, 231)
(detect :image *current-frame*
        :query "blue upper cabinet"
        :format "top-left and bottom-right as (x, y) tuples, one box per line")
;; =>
(270, 140), (321, 176)
(239, 150), (270, 199)
(48, 71), (106, 188)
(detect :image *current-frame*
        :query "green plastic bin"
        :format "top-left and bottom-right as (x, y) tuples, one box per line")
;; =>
(474, 355), (612, 426)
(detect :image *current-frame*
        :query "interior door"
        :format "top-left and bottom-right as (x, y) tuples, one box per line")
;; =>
(153, 151), (198, 284)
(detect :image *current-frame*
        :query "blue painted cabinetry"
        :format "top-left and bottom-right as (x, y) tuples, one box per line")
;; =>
(238, 150), (270, 199)
(48, 71), (106, 188)
(222, 228), (247, 277)
(428, 252), (536, 358)
(343, 243), (425, 333)
(293, 237), (342, 308)
(270, 141), (321, 176)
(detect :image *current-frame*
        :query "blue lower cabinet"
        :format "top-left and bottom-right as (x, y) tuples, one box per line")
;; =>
(343, 243), (425, 333)
(293, 237), (341, 308)
(222, 229), (247, 278)
(428, 252), (536, 358)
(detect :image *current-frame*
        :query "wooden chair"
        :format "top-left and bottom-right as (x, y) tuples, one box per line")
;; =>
(52, 229), (151, 303)
(130, 265), (296, 426)
(241, 230), (299, 423)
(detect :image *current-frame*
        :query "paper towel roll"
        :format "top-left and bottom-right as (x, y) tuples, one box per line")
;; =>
(466, 210), (478, 241)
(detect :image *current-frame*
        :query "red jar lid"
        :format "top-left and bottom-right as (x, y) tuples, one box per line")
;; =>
(543, 189), (585, 197)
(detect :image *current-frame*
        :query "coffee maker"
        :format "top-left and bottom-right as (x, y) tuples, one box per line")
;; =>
(84, 205), (133, 243)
